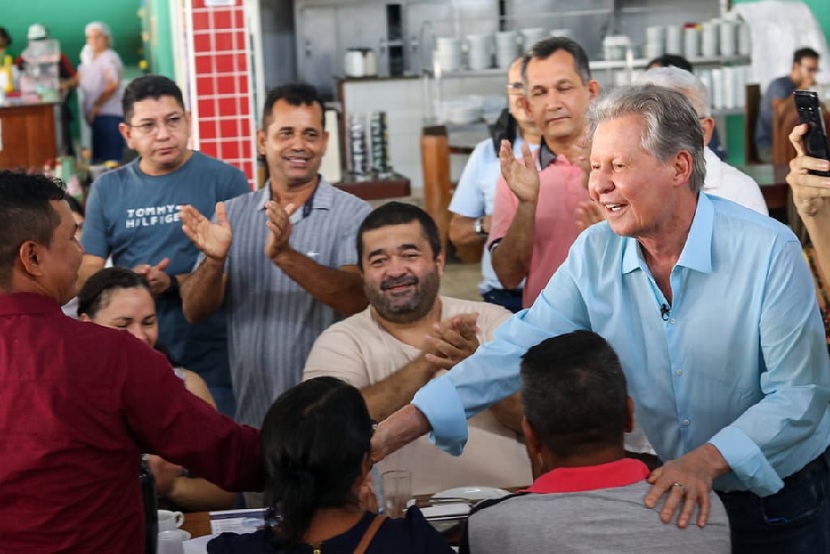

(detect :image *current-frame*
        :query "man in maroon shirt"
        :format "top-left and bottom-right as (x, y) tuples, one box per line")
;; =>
(0, 170), (264, 552)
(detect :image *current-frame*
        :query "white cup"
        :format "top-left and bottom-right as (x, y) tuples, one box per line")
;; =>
(665, 25), (682, 54)
(157, 530), (185, 554)
(466, 34), (493, 71)
(701, 21), (719, 58)
(684, 27), (699, 60)
(719, 20), (736, 56)
(737, 22), (751, 56)
(157, 509), (184, 532)
(520, 28), (547, 51)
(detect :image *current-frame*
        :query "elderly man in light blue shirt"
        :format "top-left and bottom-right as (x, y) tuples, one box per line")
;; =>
(374, 85), (830, 553)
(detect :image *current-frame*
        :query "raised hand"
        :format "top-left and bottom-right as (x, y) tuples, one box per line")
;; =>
(500, 139), (540, 204)
(264, 200), (297, 261)
(787, 123), (830, 219)
(180, 201), (233, 262)
(133, 257), (171, 296)
(575, 199), (605, 231)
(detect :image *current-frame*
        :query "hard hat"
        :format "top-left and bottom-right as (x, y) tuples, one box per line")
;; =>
(28, 24), (48, 41)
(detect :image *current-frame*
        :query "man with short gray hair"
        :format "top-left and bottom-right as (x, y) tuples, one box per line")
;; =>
(375, 84), (830, 553)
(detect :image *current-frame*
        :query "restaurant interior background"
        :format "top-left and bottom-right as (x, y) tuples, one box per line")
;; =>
(3, 0), (830, 198)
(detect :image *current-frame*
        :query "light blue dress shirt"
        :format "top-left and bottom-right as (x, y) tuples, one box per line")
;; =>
(449, 136), (537, 294)
(413, 193), (830, 496)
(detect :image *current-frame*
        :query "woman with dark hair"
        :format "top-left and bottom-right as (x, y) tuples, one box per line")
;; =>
(77, 266), (236, 512)
(208, 377), (453, 553)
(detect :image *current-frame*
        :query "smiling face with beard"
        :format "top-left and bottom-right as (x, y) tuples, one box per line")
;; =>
(360, 221), (444, 325)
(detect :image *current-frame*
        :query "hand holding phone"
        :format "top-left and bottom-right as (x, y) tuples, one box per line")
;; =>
(793, 90), (830, 176)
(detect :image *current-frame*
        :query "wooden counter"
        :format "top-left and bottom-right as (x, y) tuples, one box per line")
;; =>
(0, 100), (60, 169)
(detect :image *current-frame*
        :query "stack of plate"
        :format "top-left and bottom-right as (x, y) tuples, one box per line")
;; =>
(467, 34), (494, 71)
(495, 31), (519, 69)
(434, 37), (462, 73)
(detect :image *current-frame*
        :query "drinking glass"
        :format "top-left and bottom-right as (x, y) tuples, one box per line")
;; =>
(382, 469), (412, 518)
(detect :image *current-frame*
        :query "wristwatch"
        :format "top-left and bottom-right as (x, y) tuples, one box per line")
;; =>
(474, 217), (488, 237)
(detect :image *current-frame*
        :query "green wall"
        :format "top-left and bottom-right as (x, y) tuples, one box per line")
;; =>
(5, 2), (143, 148)
(4, 2), (143, 67)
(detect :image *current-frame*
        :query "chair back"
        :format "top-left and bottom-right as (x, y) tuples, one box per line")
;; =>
(744, 83), (762, 164)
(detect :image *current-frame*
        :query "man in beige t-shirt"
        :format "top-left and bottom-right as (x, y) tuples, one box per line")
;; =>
(304, 202), (531, 495)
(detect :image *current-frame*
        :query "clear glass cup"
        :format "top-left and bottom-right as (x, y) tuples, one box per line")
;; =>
(382, 469), (412, 518)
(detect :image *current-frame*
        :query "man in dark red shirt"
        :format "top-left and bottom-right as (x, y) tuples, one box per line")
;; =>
(0, 170), (264, 552)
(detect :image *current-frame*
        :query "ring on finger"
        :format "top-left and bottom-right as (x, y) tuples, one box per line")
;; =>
(672, 482), (684, 489)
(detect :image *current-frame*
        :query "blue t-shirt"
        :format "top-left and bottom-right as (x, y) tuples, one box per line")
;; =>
(82, 152), (250, 388)
(755, 75), (797, 152)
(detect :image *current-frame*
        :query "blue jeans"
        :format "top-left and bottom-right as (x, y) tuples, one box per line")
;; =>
(716, 446), (830, 553)
(91, 114), (125, 163)
(482, 288), (523, 313)
(209, 386), (237, 420)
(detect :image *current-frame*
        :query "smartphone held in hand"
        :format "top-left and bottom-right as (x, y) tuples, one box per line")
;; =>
(794, 90), (830, 177)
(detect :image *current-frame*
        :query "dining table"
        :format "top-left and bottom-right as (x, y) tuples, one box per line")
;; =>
(181, 491), (492, 546)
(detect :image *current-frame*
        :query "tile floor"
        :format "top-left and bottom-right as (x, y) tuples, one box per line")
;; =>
(440, 260), (482, 302)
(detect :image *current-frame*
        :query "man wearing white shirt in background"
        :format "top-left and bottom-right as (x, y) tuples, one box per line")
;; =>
(448, 58), (541, 313)
(637, 66), (768, 215)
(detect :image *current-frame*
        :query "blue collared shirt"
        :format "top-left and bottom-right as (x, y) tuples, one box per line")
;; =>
(449, 136), (536, 294)
(413, 193), (830, 496)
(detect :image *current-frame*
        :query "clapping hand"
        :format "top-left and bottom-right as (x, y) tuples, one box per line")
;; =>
(423, 313), (480, 370)
(575, 199), (605, 231)
(180, 201), (233, 262)
(500, 140), (540, 204)
(264, 199), (297, 261)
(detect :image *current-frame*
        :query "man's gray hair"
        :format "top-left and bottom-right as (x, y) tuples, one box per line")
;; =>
(636, 66), (711, 117)
(588, 84), (706, 193)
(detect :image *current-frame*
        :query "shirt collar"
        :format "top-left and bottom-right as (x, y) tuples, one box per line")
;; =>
(255, 176), (333, 217)
(527, 458), (650, 494)
(538, 137), (558, 170)
(621, 192), (714, 275)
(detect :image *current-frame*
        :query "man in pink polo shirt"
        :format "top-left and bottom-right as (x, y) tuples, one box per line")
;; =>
(489, 37), (599, 308)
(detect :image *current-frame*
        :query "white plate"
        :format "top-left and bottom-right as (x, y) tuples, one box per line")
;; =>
(431, 486), (510, 502)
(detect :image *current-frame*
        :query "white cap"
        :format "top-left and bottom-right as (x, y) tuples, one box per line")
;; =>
(28, 23), (47, 41)
(85, 21), (111, 38)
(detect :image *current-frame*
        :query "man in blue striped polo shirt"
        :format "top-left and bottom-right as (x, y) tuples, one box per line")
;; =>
(179, 83), (371, 432)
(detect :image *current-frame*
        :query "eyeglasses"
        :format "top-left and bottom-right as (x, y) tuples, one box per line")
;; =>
(127, 114), (185, 136)
(506, 82), (524, 94)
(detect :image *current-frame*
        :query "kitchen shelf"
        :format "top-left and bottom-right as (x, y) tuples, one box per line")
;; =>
(425, 54), (751, 78)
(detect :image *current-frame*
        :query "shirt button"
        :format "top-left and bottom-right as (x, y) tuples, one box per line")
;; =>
(681, 419), (690, 427)
(670, 318), (676, 324)
(676, 370), (683, 376)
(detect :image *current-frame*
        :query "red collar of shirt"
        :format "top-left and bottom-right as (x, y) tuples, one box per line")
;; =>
(526, 458), (650, 494)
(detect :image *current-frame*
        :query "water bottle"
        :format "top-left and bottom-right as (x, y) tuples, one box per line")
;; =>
(140, 455), (159, 554)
